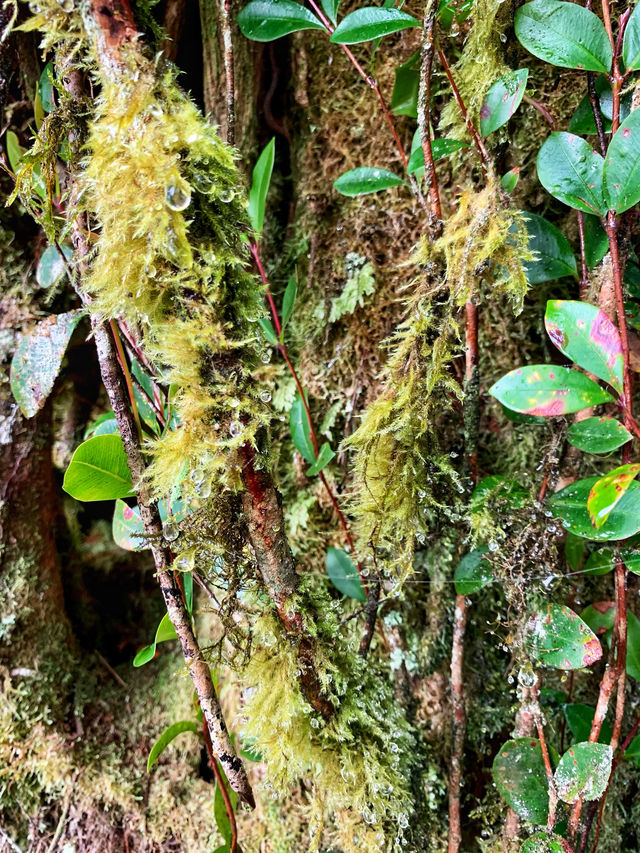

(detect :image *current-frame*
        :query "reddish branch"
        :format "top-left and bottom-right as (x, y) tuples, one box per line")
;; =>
(418, 0), (443, 233)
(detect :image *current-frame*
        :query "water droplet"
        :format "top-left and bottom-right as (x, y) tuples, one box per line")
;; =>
(260, 389), (272, 403)
(165, 177), (191, 211)
(397, 813), (409, 829)
(260, 350), (271, 364)
(57, 0), (74, 11)
(174, 549), (194, 572)
(197, 480), (212, 499)
(162, 519), (179, 542)
(190, 467), (205, 486)
(488, 541), (499, 552)
(229, 420), (242, 437)
(219, 188), (235, 203)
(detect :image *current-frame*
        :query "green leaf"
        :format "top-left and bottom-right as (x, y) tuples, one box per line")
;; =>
(282, 275), (297, 329)
(38, 62), (56, 113)
(36, 244), (72, 289)
(567, 417), (631, 455)
(391, 65), (419, 118)
(214, 768), (238, 844)
(492, 738), (550, 825)
(84, 412), (119, 439)
(257, 316), (279, 346)
(480, 69), (528, 137)
(147, 720), (200, 771)
(521, 213), (577, 284)
(307, 442), (335, 476)
(113, 499), (147, 551)
(133, 613), (178, 667)
(624, 733), (640, 765)
(587, 464), (640, 529)
(6, 130), (24, 172)
(565, 532), (586, 571)
(623, 1), (640, 70)
(326, 546), (366, 602)
(237, 0), (324, 41)
(603, 108), (640, 214)
(521, 832), (573, 853)
(248, 138), (275, 233)
(537, 132), (606, 215)
(320, 0), (340, 25)
(406, 134), (467, 176)
(289, 391), (316, 463)
(183, 571), (194, 615)
(489, 365), (613, 416)
(544, 300), (623, 394)
(500, 167), (520, 193)
(622, 548), (640, 575)
(563, 703), (612, 744)
(330, 7), (419, 44)
(581, 601), (615, 638)
(583, 215), (609, 269)
(470, 476), (528, 511)
(454, 547), (492, 595)
(514, 0), (612, 73)
(131, 357), (159, 434)
(554, 742), (612, 803)
(333, 166), (403, 196)
(583, 547), (616, 576)
(10, 309), (83, 418)
(501, 404), (547, 424)
(550, 477), (640, 541)
(626, 610), (640, 681)
(525, 604), (602, 669)
(63, 434), (135, 502)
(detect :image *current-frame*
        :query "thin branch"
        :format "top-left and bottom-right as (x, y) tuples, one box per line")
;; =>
(203, 721), (239, 853)
(418, 0), (443, 233)
(218, 0), (235, 145)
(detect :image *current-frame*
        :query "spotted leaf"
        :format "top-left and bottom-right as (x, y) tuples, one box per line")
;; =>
(587, 463), (640, 529)
(551, 477), (640, 541)
(492, 738), (551, 825)
(604, 108), (640, 213)
(479, 69), (528, 137)
(537, 132), (606, 215)
(525, 604), (602, 670)
(554, 742), (612, 803)
(489, 365), (613, 416)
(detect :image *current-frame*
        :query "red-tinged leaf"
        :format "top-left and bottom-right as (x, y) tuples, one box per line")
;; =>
(492, 738), (552, 824)
(554, 742), (612, 803)
(525, 604), (602, 669)
(545, 300), (624, 394)
(551, 477), (640, 541)
(489, 365), (613, 416)
(581, 601), (615, 636)
(587, 463), (640, 529)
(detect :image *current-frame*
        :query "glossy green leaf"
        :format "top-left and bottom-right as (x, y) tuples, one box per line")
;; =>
(36, 244), (72, 288)
(622, 548), (640, 575)
(544, 300), (623, 393)
(248, 137), (275, 233)
(551, 477), (640, 541)
(626, 610), (640, 681)
(307, 442), (335, 476)
(406, 137), (468, 176)
(569, 77), (630, 135)
(147, 720), (200, 771)
(565, 532), (586, 571)
(214, 768), (238, 844)
(537, 132), (606, 215)
(84, 412), (119, 439)
(10, 309), (83, 418)
(500, 167), (520, 193)
(563, 703), (612, 744)
(63, 435), (135, 502)
(282, 275), (297, 328)
(588, 464), (640, 529)
(391, 63), (419, 118)
(330, 7), (419, 44)
(6, 130), (24, 172)
(454, 547), (492, 595)
(257, 316), (279, 346)
(131, 357), (159, 434)
(480, 69), (528, 137)
(289, 391), (316, 463)
(625, 733), (640, 765)
(583, 215), (609, 269)
(566, 417), (631, 454)
(237, 0), (324, 41)
(492, 738), (550, 825)
(514, 0), (612, 73)
(581, 601), (615, 638)
(525, 604), (602, 669)
(183, 571), (193, 615)
(521, 213), (577, 284)
(623, 1), (640, 70)
(38, 62), (55, 113)
(333, 166), (403, 196)
(470, 476), (528, 511)
(603, 108), (640, 213)
(320, 0), (340, 25)
(326, 546), (366, 602)
(521, 833), (572, 853)
(582, 548), (616, 576)
(113, 499), (147, 551)
(133, 613), (178, 667)
(554, 742), (612, 803)
(501, 404), (547, 424)
(489, 365), (613, 416)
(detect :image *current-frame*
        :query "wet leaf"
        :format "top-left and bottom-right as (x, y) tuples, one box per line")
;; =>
(565, 532), (586, 571)
(566, 417), (631, 454)
(237, 0), (324, 41)
(581, 601), (615, 637)
(113, 499), (147, 551)
(326, 546), (366, 602)
(257, 316), (279, 346)
(480, 69), (528, 137)
(515, 0), (612, 73)
(537, 132), (606, 215)
(623, 1), (640, 70)
(307, 442), (335, 476)
(147, 720), (200, 771)
(333, 166), (403, 196)
(10, 309), (83, 417)
(248, 137), (275, 233)
(330, 7), (419, 44)
(582, 548), (616, 577)
(521, 213), (577, 284)
(133, 613), (178, 667)
(36, 244), (72, 288)
(544, 300), (623, 394)
(391, 58), (419, 118)
(63, 435), (135, 502)
(289, 391), (316, 463)
(525, 604), (602, 670)
(603, 108), (640, 213)
(627, 611), (640, 681)
(320, 0), (340, 25)
(521, 833), (573, 853)
(554, 742), (612, 803)
(84, 412), (119, 439)
(454, 547), (492, 595)
(550, 477), (640, 541)
(587, 464), (640, 529)
(500, 167), (520, 193)
(281, 275), (297, 329)
(406, 136), (467, 176)
(492, 738), (550, 825)
(563, 703), (612, 744)
(583, 214), (609, 269)
(38, 61), (55, 113)
(489, 365), (613, 416)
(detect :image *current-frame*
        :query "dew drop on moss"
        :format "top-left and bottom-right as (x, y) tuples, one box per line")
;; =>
(219, 188), (235, 203)
(165, 178), (191, 211)
(229, 420), (242, 437)
(162, 519), (179, 542)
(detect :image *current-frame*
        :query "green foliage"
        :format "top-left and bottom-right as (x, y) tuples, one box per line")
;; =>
(333, 166), (403, 196)
(147, 720), (200, 771)
(248, 138), (275, 234)
(63, 435), (135, 501)
(492, 738), (550, 825)
(550, 477), (640, 541)
(536, 132), (606, 215)
(566, 417), (631, 454)
(521, 213), (577, 285)
(328, 255), (375, 322)
(587, 463), (640, 529)
(489, 365), (613, 416)
(554, 742), (612, 803)
(479, 69), (528, 137)
(237, 0), (324, 40)
(329, 7), (420, 44)
(134, 613), (178, 667)
(525, 604), (602, 669)
(326, 547), (366, 602)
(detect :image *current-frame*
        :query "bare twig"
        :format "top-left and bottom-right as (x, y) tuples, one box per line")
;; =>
(418, 0), (443, 233)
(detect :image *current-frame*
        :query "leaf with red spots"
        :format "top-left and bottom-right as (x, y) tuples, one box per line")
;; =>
(479, 69), (528, 137)
(550, 477), (640, 541)
(554, 742), (612, 803)
(587, 464), (640, 529)
(537, 132), (606, 215)
(492, 738), (552, 825)
(489, 365), (613, 416)
(545, 300), (624, 394)
(521, 833), (574, 853)
(113, 499), (147, 551)
(525, 604), (602, 670)
(604, 108), (640, 213)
